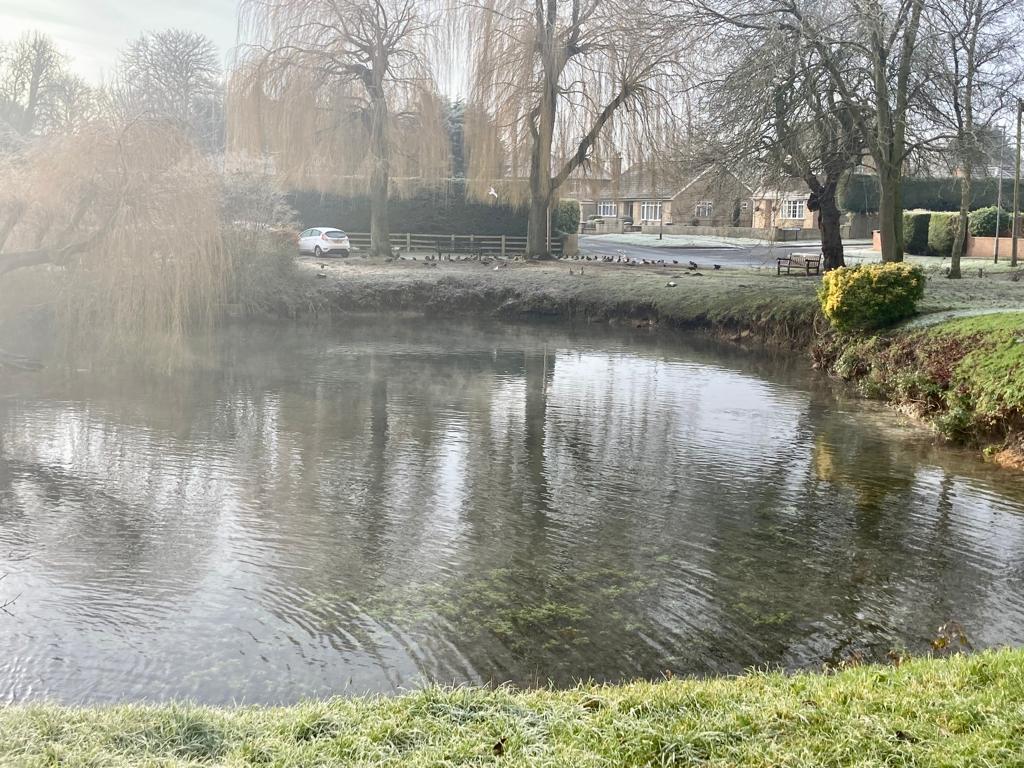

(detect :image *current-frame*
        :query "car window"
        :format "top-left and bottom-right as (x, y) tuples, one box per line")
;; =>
(324, 230), (346, 239)
(300, 229), (311, 238)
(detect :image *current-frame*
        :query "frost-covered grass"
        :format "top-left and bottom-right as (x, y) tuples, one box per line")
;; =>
(2, 650), (1022, 767)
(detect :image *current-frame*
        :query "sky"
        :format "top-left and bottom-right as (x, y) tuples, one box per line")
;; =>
(0, 0), (239, 81)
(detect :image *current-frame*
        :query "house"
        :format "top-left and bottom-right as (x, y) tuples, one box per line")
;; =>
(579, 161), (755, 231)
(751, 182), (819, 237)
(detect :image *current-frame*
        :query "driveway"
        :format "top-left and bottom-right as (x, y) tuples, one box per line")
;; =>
(579, 234), (876, 268)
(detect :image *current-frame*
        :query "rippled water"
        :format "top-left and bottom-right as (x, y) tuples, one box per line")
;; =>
(1, 320), (1023, 704)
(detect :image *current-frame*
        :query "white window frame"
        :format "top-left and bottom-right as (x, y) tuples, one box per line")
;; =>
(782, 198), (806, 221)
(694, 200), (713, 219)
(598, 200), (617, 217)
(640, 201), (662, 222)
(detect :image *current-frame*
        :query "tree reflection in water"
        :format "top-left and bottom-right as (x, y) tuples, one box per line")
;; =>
(0, 319), (1023, 704)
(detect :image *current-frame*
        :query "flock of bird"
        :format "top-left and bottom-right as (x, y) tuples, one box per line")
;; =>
(564, 252), (723, 271)
(313, 249), (723, 278)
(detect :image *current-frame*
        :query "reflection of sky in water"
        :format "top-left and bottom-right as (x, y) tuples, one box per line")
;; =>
(1, 320), (1023, 704)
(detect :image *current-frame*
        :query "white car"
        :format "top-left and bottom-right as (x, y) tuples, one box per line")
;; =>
(298, 227), (351, 258)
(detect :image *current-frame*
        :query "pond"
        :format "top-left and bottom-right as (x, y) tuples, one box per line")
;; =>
(1, 319), (1023, 704)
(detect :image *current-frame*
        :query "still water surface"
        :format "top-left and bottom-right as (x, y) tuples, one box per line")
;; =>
(1, 320), (1023, 704)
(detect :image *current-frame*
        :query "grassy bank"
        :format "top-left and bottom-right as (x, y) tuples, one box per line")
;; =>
(298, 260), (826, 345)
(2, 650), (1021, 766)
(289, 259), (1021, 340)
(813, 312), (1024, 468)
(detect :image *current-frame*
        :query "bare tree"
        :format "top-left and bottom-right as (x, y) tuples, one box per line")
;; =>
(0, 32), (84, 137)
(922, 0), (1023, 278)
(465, 0), (691, 257)
(689, 0), (927, 262)
(234, 0), (447, 258)
(112, 30), (223, 151)
(692, 20), (862, 270)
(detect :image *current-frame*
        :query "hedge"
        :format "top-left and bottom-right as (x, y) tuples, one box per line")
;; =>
(839, 174), (1016, 214)
(289, 182), (529, 236)
(927, 212), (959, 258)
(553, 199), (581, 236)
(968, 206), (1012, 237)
(902, 210), (931, 255)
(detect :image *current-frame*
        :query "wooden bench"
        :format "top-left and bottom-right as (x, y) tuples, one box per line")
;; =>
(777, 252), (822, 276)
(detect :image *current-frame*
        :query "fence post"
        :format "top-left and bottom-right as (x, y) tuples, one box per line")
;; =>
(405, 233), (411, 252)
(501, 235), (506, 259)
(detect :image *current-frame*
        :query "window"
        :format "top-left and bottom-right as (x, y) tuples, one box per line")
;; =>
(740, 200), (749, 212)
(598, 200), (617, 217)
(694, 200), (713, 218)
(640, 201), (662, 222)
(783, 198), (806, 220)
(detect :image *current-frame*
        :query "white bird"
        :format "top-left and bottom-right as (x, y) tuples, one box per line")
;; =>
(488, 187), (498, 199)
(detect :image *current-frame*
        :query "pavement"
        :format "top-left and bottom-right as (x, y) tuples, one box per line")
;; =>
(579, 234), (877, 269)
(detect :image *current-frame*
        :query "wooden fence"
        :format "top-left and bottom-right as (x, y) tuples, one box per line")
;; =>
(344, 233), (562, 258)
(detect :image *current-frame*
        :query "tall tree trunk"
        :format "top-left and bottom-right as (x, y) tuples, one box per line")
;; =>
(813, 181), (845, 271)
(527, 194), (551, 257)
(877, 171), (904, 262)
(368, 92), (391, 259)
(526, 6), (559, 259)
(950, 171), (971, 279)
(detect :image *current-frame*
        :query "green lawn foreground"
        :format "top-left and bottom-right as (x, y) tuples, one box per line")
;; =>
(2, 650), (1022, 766)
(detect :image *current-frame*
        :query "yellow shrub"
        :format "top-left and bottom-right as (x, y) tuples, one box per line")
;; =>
(818, 263), (926, 333)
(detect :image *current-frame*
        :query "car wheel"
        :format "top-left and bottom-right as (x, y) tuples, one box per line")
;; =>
(314, 246), (323, 258)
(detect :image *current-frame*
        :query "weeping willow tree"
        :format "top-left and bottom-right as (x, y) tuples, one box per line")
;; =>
(464, 0), (691, 256)
(232, 0), (449, 258)
(0, 119), (228, 365)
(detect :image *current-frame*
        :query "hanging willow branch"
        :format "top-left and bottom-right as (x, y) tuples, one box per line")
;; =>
(232, 0), (450, 257)
(460, 0), (694, 254)
(0, 119), (229, 363)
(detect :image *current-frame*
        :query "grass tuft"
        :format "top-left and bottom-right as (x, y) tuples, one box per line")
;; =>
(1, 651), (1023, 766)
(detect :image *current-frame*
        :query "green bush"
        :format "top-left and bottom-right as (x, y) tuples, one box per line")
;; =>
(552, 199), (581, 236)
(927, 212), (959, 257)
(902, 210), (931, 255)
(968, 206), (1011, 237)
(818, 262), (926, 333)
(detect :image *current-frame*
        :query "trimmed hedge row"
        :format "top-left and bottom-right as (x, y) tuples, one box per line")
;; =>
(840, 174), (1016, 214)
(289, 183), (529, 236)
(927, 212), (959, 258)
(902, 206), (1016, 257)
(902, 211), (931, 255)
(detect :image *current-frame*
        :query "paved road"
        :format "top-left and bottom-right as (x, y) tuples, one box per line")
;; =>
(578, 235), (874, 268)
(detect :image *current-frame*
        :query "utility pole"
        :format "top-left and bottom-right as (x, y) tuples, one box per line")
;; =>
(995, 124), (1005, 263)
(1013, 98), (1022, 268)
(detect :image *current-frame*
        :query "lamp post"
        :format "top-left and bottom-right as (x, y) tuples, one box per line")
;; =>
(1012, 98), (1022, 268)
